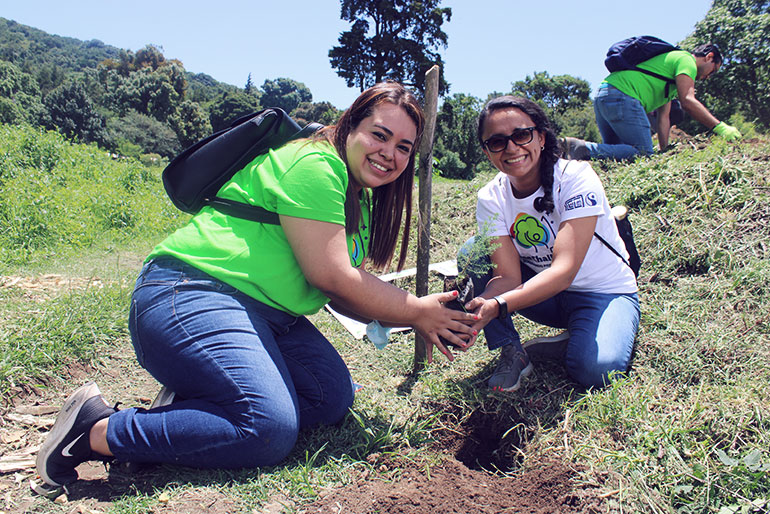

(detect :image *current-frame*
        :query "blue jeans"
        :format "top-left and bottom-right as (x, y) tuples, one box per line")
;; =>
(459, 240), (640, 388)
(588, 84), (654, 161)
(107, 257), (354, 468)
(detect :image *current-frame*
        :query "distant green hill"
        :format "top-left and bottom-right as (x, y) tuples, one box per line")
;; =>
(0, 17), (120, 73)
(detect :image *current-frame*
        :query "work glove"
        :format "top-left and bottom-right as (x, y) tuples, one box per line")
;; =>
(713, 122), (742, 141)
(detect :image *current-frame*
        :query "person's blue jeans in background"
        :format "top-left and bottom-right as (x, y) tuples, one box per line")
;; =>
(107, 257), (354, 468)
(588, 84), (655, 161)
(458, 238), (640, 389)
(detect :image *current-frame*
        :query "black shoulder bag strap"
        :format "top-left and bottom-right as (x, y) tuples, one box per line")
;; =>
(635, 68), (676, 97)
(206, 198), (280, 224)
(593, 230), (632, 269)
(560, 161), (633, 271)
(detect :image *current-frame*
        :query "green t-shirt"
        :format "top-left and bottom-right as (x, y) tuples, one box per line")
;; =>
(604, 50), (697, 113)
(148, 140), (371, 316)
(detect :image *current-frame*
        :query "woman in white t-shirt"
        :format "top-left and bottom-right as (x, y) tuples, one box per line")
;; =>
(459, 96), (640, 391)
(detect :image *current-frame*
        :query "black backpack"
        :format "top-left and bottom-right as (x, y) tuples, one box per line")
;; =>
(162, 108), (323, 224)
(605, 35), (681, 97)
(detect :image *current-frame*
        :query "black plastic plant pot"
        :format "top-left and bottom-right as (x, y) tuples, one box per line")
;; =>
(439, 275), (474, 349)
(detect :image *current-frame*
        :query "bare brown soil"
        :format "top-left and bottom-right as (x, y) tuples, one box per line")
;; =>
(304, 456), (603, 514)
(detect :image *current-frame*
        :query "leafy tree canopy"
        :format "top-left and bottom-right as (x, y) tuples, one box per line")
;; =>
(100, 44), (184, 77)
(113, 62), (187, 121)
(244, 73), (254, 95)
(508, 71), (598, 138)
(105, 110), (180, 158)
(0, 18), (329, 157)
(510, 71), (591, 117)
(292, 101), (342, 126)
(0, 60), (44, 125)
(260, 78), (312, 113)
(208, 91), (260, 132)
(434, 93), (484, 179)
(329, 0), (452, 95)
(680, 0), (770, 130)
(43, 80), (106, 144)
(185, 72), (241, 105)
(0, 18), (119, 73)
(169, 100), (212, 149)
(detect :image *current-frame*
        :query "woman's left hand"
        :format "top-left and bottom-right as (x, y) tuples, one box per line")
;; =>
(464, 296), (499, 334)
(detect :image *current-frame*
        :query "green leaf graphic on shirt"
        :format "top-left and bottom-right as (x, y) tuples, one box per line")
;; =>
(349, 233), (364, 267)
(512, 214), (550, 248)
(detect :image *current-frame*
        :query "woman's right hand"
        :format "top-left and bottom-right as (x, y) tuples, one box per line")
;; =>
(411, 291), (478, 363)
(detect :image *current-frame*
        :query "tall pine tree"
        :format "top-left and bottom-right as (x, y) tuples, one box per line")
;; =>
(329, 0), (452, 95)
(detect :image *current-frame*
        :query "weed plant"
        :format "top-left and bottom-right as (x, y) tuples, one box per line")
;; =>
(1, 126), (768, 513)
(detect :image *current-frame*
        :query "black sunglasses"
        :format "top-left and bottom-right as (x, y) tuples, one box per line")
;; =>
(483, 127), (537, 152)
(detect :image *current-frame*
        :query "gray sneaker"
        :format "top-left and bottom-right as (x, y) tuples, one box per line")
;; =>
(522, 330), (570, 362)
(488, 344), (534, 392)
(559, 137), (591, 160)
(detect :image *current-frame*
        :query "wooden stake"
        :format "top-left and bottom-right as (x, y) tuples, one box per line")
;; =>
(414, 65), (439, 371)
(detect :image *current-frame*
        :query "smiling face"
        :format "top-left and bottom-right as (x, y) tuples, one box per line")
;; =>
(481, 107), (545, 196)
(345, 102), (417, 192)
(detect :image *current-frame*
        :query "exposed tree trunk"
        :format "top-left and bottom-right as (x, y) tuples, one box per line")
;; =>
(413, 64), (439, 372)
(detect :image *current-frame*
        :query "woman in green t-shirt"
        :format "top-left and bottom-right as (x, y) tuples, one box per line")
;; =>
(36, 82), (477, 487)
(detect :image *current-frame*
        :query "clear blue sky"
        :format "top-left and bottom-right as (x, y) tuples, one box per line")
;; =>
(2, 0), (712, 109)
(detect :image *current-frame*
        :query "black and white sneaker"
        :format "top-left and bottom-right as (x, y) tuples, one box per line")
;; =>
(36, 382), (116, 487)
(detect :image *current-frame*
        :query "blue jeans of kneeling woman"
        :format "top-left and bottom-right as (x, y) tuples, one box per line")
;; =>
(458, 238), (640, 389)
(107, 257), (354, 468)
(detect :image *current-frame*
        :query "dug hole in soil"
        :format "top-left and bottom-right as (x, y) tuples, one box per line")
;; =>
(304, 278), (606, 513)
(304, 401), (605, 513)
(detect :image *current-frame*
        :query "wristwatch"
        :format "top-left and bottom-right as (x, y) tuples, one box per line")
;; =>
(493, 295), (508, 321)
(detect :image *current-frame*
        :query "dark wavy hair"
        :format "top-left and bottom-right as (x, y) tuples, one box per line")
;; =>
(315, 82), (424, 270)
(693, 43), (723, 65)
(477, 95), (560, 213)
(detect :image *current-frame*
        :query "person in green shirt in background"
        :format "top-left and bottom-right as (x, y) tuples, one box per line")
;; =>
(36, 82), (478, 488)
(562, 43), (742, 161)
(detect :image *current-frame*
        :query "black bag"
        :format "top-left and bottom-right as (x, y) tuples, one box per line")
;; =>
(605, 35), (680, 97)
(594, 215), (641, 278)
(162, 108), (323, 224)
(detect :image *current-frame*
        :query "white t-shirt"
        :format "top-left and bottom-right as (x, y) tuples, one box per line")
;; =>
(476, 159), (638, 294)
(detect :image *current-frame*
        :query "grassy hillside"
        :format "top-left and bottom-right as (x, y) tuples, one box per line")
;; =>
(0, 125), (768, 513)
(0, 124), (186, 270)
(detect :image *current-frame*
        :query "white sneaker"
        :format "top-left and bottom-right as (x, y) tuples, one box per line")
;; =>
(522, 331), (570, 362)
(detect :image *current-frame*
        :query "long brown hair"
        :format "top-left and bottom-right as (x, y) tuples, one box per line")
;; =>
(315, 82), (424, 271)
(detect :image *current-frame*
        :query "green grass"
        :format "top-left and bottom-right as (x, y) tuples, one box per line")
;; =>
(1, 124), (769, 513)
